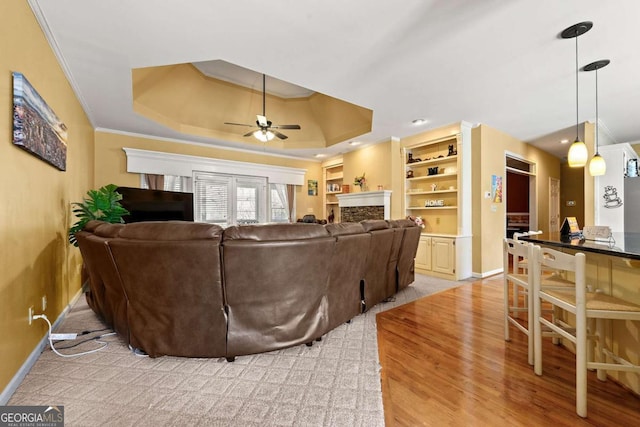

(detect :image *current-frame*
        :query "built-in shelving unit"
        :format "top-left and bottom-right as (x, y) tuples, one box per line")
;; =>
(401, 122), (472, 280)
(322, 159), (344, 223)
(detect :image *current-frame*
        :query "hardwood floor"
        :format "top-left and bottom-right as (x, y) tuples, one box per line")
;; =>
(377, 274), (640, 426)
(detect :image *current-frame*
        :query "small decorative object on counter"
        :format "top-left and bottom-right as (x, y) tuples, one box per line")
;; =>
(428, 166), (439, 176)
(448, 144), (457, 156)
(328, 208), (335, 223)
(406, 170), (414, 179)
(407, 153), (415, 163)
(431, 183), (437, 191)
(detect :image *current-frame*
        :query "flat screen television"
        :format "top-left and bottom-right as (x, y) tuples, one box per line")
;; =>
(117, 187), (194, 223)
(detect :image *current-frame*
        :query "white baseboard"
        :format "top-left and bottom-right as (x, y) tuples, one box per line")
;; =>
(472, 267), (503, 278)
(0, 290), (83, 405)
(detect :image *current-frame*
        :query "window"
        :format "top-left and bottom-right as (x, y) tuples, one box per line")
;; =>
(194, 172), (268, 227)
(270, 183), (290, 223)
(141, 172), (293, 226)
(141, 174), (192, 192)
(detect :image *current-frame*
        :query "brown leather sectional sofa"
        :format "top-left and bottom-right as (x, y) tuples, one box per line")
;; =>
(75, 219), (420, 359)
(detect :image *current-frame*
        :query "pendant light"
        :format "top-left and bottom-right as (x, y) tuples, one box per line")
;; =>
(562, 22), (592, 167)
(584, 59), (610, 176)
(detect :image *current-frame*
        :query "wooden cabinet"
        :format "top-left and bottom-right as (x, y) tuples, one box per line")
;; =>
(415, 235), (432, 271)
(432, 237), (455, 275)
(415, 235), (456, 277)
(402, 122), (472, 280)
(322, 160), (344, 223)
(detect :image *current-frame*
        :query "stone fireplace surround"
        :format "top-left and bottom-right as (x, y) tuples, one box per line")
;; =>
(337, 190), (392, 222)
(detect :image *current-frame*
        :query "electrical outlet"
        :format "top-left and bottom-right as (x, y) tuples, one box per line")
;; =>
(42, 295), (47, 311)
(28, 306), (34, 325)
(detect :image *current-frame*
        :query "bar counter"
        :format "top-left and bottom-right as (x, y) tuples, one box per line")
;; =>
(521, 232), (640, 261)
(522, 232), (640, 395)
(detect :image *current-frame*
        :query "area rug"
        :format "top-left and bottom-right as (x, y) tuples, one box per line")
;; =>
(9, 274), (466, 426)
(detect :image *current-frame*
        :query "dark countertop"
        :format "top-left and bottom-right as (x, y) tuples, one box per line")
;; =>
(521, 232), (640, 261)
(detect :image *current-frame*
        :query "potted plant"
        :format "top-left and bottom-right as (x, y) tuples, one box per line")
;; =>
(354, 173), (367, 191)
(68, 184), (129, 247)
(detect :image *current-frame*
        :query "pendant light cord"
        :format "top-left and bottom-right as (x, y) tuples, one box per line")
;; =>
(595, 67), (599, 154)
(575, 32), (580, 141)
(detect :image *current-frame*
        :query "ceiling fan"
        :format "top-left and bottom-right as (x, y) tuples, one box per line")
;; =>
(224, 74), (301, 141)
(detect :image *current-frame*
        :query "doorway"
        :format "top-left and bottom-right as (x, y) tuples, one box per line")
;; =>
(505, 155), (536, 237)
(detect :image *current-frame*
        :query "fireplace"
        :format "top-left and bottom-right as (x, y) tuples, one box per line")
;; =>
(337, 190), (392, 222)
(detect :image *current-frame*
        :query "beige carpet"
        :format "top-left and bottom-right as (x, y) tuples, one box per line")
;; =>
(9, 274), (466, 426)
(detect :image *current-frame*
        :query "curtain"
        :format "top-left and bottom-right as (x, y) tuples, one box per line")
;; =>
(145, 174), (165, 190)
(286, 184), (295, 223)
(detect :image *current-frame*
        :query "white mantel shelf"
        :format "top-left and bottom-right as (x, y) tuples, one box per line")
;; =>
(337, 190), (392, 220)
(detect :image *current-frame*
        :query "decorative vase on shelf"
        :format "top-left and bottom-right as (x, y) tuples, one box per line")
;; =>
(354, 173), (366, 192)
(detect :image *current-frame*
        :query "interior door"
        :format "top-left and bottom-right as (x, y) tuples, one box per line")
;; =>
(549, 177), (560, 233)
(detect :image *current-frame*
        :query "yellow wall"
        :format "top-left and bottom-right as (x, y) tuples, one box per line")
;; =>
(342, 139), (404, 218)
(560, 163), (585, 227)
(0, 1), (94, 393)
(94, 131), (323, 218)
(472, 125), (561, 275)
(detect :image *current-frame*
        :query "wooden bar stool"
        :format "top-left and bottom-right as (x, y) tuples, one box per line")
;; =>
(503, 238), (535, 365)
(531, 245), (640, 418)
(512, 230), (542, 273)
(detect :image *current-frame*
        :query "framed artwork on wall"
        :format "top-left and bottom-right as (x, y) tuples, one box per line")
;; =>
(491, 174), (503, 203)
(12, 71), (67, 171)
(308, 180), (318, 196)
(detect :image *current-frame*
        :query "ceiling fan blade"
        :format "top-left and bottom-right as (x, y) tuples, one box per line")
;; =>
(224, 122), (253, 127)
(273, 130), (288, 140)
(243, 130), (256, 137)
(272, 124), (301, 130)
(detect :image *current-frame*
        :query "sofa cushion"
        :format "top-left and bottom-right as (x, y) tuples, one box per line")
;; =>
(360, 219), (390, 232)
(223, 223), (329, 241)
(388, 219), (418, 229)
(118, 221), (223, 241)
(94, 223), (125, 238)
(84, 220), (107, 232)
(325, 222), (366, 237)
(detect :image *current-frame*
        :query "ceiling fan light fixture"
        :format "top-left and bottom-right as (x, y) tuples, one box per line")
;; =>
(253, 129), (275, 142)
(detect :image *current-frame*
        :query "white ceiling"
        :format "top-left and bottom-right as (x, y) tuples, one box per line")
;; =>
(29, 0), (640, 161)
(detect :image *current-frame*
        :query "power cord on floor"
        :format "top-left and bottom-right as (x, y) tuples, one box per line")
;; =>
(55, 332), (116, 350)
(32, 314), (112, 358)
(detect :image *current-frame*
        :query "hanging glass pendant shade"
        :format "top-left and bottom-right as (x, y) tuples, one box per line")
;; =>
(568, 138), (588, 167)
(589, 153), (606, 176)
(584, 59), (610, 176)
(562, 22), (592, 168)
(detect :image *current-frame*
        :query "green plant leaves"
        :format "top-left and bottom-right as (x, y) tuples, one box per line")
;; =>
(68, 184), (129, 246)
